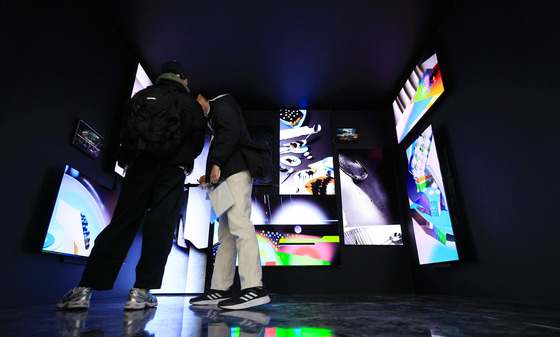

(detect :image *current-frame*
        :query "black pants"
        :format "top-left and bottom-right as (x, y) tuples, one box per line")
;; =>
(79, 165), (185, 290)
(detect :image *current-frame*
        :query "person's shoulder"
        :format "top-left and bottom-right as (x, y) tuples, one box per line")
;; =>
(212, 93), (240, 108)
(177, 93), (199, 109)
(210, 93), (233, 102)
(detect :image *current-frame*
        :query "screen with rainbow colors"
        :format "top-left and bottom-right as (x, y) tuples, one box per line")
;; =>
(405, 125), (459, 265)
(393, 54), (444, 144)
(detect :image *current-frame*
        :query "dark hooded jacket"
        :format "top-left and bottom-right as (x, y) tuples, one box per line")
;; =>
(205, 93), (250, 180)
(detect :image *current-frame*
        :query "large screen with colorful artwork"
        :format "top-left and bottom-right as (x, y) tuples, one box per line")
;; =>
(279, 109), (335, 195)
(212, 195), (340, 266)
(42, 165), (119, 258)
(405, 125), (459, 265)
(393, 53), (444, 144)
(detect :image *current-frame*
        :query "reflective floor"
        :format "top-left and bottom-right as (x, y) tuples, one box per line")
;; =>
(1, 294), (560, 336)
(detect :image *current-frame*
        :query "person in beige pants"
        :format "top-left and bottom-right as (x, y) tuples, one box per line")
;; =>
(190, 91), (271, 310)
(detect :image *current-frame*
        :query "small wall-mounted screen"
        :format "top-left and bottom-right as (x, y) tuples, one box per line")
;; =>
(335, 128), (359, 143)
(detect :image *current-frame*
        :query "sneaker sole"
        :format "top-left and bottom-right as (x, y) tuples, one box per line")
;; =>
(56, 301), (90, 310)
(218, 295), (271, 310)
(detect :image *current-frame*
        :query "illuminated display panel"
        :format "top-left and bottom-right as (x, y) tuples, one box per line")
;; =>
(338, 149), (403, 245)
(405, 125), (459, 265)
(253, 225), (340, 266)
(42, 165), (119, 258)
(335, 128), (359, 143)
(219, 326), (336, 337)
(279, 110), (335, 195)
(393, 54), (444, 144)
(212, 195), (341, 266)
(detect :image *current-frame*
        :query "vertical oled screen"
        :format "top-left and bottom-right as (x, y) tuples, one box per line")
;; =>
(279, 110), (335, 195)
(405, 125), (459, 265)
(339, 149), (403, 245)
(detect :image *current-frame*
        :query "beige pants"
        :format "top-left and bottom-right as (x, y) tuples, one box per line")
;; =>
(211, 170), (263, 290)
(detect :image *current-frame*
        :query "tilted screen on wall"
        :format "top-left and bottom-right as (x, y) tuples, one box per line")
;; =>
(404, 125), (459, 265)
(42, 165), (119, 258)
(393, 53), (444, 144)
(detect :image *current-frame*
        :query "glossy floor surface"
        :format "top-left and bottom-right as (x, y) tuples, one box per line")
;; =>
(1, 294), (559, 336)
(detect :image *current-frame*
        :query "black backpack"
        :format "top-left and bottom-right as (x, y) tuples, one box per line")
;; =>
(117, 83), (182, 166)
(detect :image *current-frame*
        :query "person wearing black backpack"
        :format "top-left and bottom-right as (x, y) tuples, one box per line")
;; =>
(56, 61), (206, 310)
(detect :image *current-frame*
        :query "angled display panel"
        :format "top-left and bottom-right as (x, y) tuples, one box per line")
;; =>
(393, 53), (444, 144)
(42, 165), (119, 258)
(405, 125), (459, 265)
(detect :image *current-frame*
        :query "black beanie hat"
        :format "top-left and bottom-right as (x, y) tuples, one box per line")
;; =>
(161, 60), (187, 79)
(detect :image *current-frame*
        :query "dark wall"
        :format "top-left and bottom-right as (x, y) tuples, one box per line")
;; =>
(405, 0), (560, 306)
(0, 2), (139, 308)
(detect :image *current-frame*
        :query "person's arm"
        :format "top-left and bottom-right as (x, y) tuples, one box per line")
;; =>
(208, 97), (242, 169)
(175, 94), (206, 171)
(187, 99), (207, 158)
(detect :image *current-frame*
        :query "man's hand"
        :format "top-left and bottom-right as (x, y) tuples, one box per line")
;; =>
(210, 165), (221, 184)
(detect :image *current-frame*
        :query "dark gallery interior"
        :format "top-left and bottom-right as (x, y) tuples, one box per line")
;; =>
(1, 0), (560, 336)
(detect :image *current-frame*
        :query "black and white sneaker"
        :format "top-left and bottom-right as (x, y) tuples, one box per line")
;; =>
(189, 289), (232, 306)
(218, 287), (271, 310)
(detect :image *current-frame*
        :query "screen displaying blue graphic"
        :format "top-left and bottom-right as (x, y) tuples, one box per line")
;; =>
(43, 165), (119, 258)
(405, 125), (459, 265)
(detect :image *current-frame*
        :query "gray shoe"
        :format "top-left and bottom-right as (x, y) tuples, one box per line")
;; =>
(56, 287), (92, 310)
(124, 288), (158, 310)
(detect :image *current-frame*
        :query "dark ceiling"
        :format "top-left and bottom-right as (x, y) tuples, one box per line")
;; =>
(101, 0), (456, 111)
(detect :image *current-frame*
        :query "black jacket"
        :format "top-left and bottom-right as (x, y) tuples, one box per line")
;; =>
(205, 94), (250, 180)
(120, 76), (206, 172)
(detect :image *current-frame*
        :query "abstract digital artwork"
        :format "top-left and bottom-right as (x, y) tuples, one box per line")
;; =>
(393, 53), (444, 144)
(338, 149), (402, 245)
(405, 125), (459, 265)
(212, 195), (340, 266)
(43, 165), (118, 258)
(279, 110), (335, 195)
